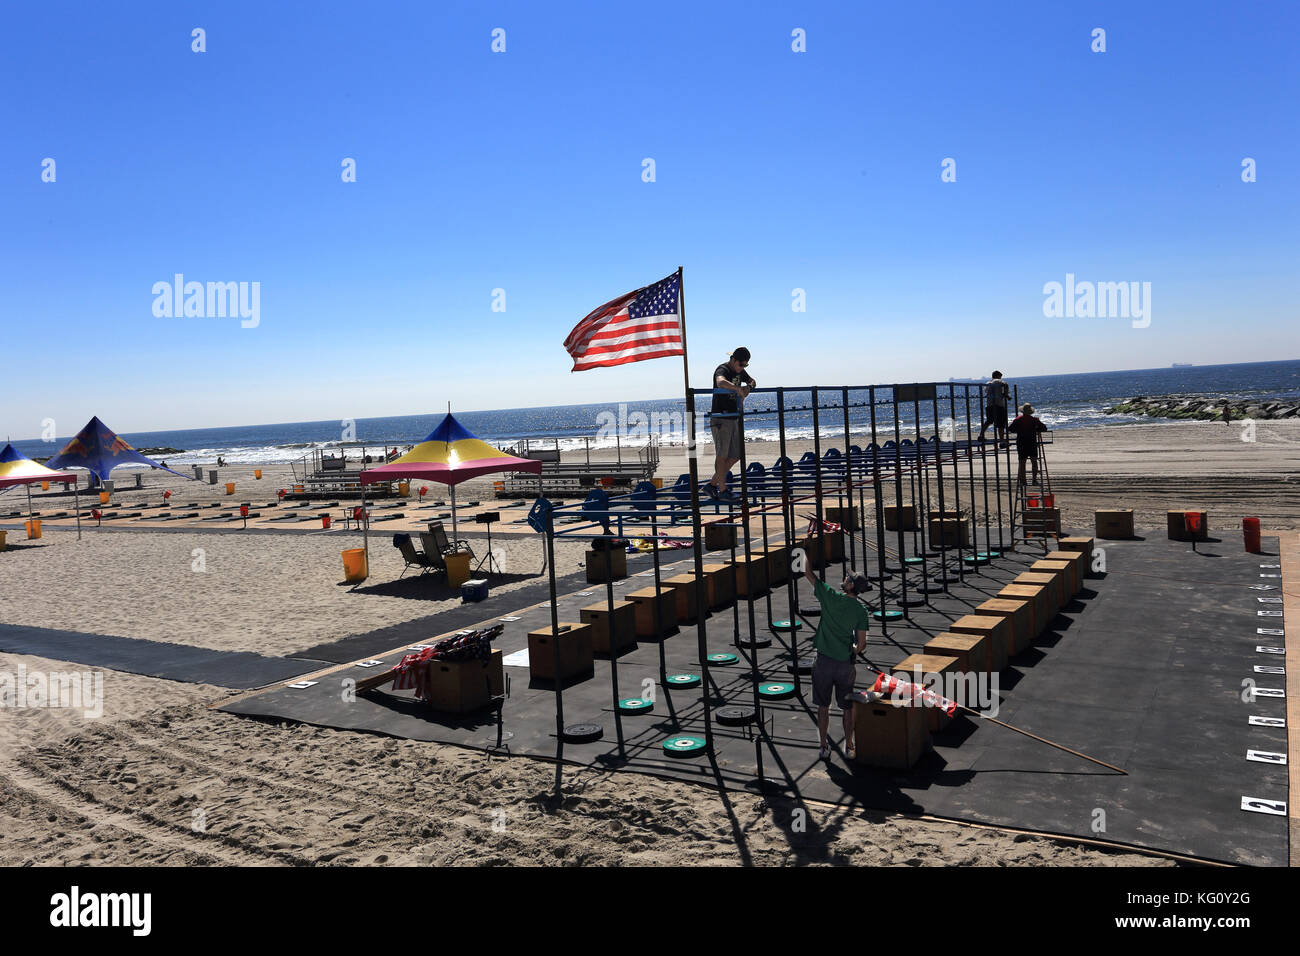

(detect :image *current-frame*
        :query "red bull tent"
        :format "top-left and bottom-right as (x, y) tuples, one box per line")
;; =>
(359, 412), (542, 565)
(0, 443), (82, 540)
(44, 416), (187, 487)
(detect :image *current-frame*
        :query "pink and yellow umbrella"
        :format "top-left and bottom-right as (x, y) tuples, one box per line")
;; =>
(360, 412), (541, 543)
(0, 443), (82, 539)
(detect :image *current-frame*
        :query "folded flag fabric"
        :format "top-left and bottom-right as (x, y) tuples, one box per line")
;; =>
(388, 626), (502, 700)
(804, 516), (842, 536)
(564, 271), (683, 371)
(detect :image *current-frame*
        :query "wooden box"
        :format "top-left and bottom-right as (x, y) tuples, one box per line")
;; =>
(853, 697), (930, 769)
(584, 547), (627, 583)
(527, 624), (593, 681)
(1059, 536), (1094, 555)
(949, 615), (1009, 673)
(800, 530), (845, 565)
(1030, 559), (1075, 602)
(891, 653), (961, 732)
(825, 505), (858, 532)
(974, 598), (1033, 656)
(727, 553), (769, 597)
(1013, 572), (1062, 614)
(705, 523), (737, 551)
(700, 562), (736, 609)
(928, 511), (971, 547)
(579, 601), (638, 654)
(883, 504), (918, 531)
(1057, 537), (1097, 575)
(661, 574), (704, 623)
(1095, 509), (1134, 539)
(755, 543), (790, 586)
(424, 649), (504, 714)
(925, 632), (991, 675)
(624, 587), (677, 638)
(998, 583), (1050, 638)
(1044, 549), (1089, 591)
(1021, 506), (1061, 536)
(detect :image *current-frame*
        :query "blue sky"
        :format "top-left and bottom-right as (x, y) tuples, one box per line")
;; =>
(2, 0), (1296, 437)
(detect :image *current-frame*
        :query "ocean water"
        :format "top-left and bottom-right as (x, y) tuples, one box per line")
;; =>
(13, 359), (1300, 467)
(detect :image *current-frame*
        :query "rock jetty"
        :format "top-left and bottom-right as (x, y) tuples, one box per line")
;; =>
(1107, 395), (1300, 421)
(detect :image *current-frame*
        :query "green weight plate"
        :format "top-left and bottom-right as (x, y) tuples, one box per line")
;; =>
(758, 681), (796, 700)
(617, 698), (653, 714)
(662, 735), (708, 757)
(706, 653), (739, 665)
(665, 673), (701, 688)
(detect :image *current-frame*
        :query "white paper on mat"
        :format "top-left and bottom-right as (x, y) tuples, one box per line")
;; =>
(502, 648), (530, 668)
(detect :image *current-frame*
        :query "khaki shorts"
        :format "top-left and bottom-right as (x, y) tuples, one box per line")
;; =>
(710, 417), (741, 460)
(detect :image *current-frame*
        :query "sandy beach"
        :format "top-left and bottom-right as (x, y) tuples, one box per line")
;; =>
(2, 418), (1294, 866)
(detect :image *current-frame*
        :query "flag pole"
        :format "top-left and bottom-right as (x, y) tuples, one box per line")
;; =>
(677, 266), (715, 753)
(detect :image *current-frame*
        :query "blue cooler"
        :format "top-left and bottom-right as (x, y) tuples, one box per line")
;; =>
(461, 578), (489, 603)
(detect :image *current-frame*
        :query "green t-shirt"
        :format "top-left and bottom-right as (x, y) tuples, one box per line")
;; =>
(812, 578), (871, 661)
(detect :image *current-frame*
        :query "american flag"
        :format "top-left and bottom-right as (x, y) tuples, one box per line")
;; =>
(564, 271), (683, 371)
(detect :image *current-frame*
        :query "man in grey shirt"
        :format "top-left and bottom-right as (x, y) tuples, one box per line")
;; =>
(707, 347), (755, 502)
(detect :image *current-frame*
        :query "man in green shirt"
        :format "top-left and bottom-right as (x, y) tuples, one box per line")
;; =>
(804, 563), (871, 759)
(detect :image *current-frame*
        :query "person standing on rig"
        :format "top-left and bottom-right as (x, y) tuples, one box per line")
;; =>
(707, 347), (755, 502)
(977, 370), (1010, 442)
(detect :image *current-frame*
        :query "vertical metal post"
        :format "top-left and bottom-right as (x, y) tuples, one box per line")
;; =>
(546, 511), (563, 794)
(778, 389), (801, 697)
(604, 542), (624, 757)
(676, 267), (713, 751)
(842, 386), (857, 573)
(949, 384), (964, 585)
(912, 391), (931, 600)
(869, 388), (889, 638)
(931, 388), (948, 589)
(964, 387), (978, 568)
(891, 388), (909, 616)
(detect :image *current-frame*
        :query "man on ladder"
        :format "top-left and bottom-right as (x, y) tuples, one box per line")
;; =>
(1008, 403), (1048, 489)
(1010, 403), (1053, 549)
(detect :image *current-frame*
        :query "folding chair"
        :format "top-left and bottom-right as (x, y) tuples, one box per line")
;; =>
(393, 533), (439, 578)
(426, 520), (471, 557)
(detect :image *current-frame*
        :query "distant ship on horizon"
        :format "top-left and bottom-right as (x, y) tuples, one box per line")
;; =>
(1171, 362), (1195, 368)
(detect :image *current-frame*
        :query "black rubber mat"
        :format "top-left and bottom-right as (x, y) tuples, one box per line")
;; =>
(295, 552), (658, 663)
(0, 625), (329, 689)
(219, 530), (1291, 865)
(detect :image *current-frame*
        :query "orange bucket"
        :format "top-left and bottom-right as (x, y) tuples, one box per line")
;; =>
(99, 491), (110, 505)
(254, 469), (263, 479)
(41, 481), (49, 491)
(25, 519), (42, 540)
(342, 548), (368, 582)
(225, 482), (236, 495)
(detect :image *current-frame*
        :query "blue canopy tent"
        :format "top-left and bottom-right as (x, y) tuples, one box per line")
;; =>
(44, 416), (189, 488)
